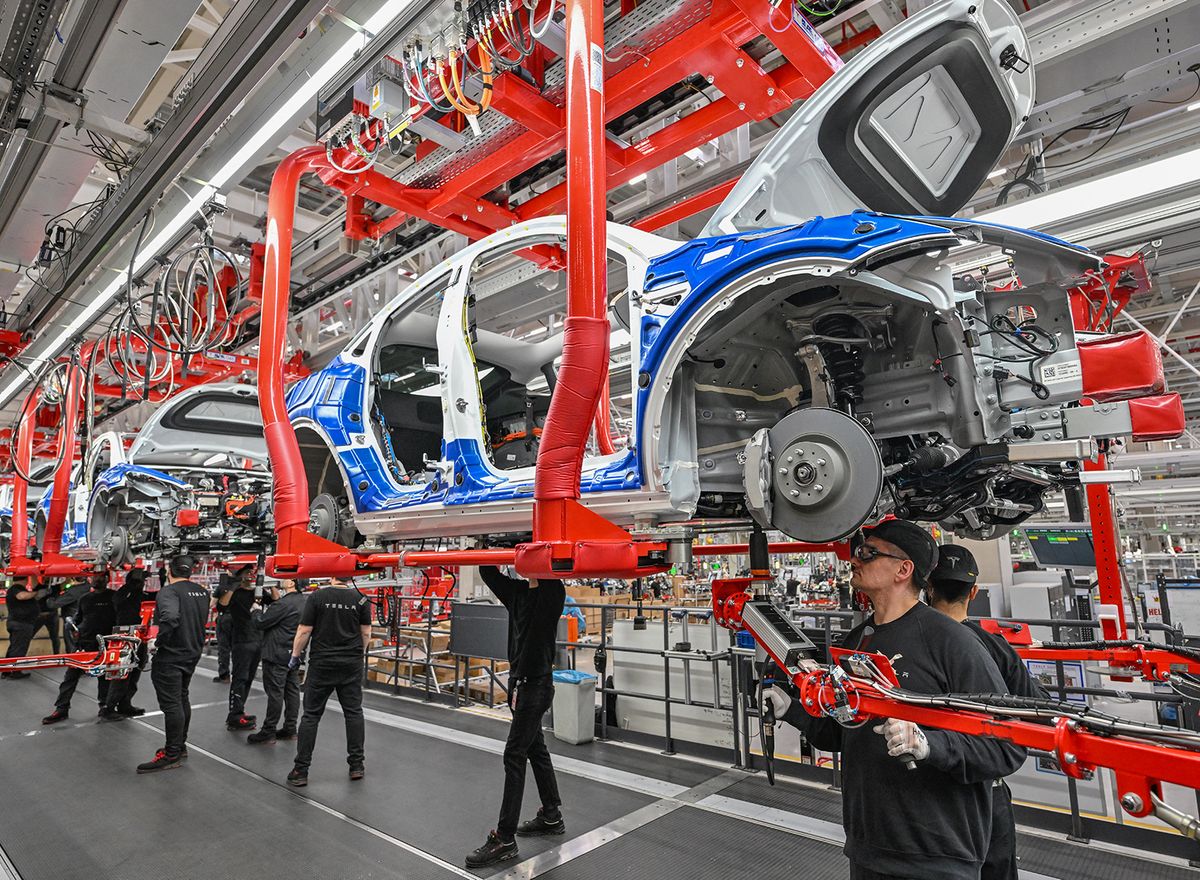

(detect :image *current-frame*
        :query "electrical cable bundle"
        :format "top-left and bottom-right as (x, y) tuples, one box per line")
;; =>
(995, 109), (1131, 206)
(976, 312), (1059, 400)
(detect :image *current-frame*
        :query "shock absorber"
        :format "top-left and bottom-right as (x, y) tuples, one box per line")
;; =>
(812, 314), (867, 413)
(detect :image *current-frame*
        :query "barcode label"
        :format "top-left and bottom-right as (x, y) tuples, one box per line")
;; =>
(1039, 360), (1082, 385)
(590, 44), (604, 93)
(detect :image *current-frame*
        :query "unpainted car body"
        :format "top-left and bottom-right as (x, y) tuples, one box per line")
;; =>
(286, 0), (1169, 548)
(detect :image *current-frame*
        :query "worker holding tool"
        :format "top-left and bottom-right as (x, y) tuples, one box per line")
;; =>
(465, 566), (566, 869)
(102, 568), (149, 718)
(286, 576), (372, 787)
(763, 520), (1025, 880)
(220, 564), (262, 731)
(42, 573), (117, 724)
(3, 576), (52, 678)
(928, 544), (1048, 880)
(138, 555), (210, 774)
(247, 577), (307, 745)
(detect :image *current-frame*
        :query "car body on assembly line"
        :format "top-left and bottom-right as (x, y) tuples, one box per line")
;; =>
(38, 385), (274, 565)
(286, 0), (1181, 550)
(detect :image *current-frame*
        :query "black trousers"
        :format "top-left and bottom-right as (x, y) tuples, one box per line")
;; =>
(294, 661), (364, 772)
(215, 614), (232, 677)
(55, 664), (109, 712)
(105, 642), (147, 711)
(983, 782), (1018, 880)
(151, 658), (197, 758)
(261, 659), (300, 733)
(227, 641), (262, 721)
(497, 675), (561, 840)
(5, 620), (36, 660)
(38, 613), (60, 655)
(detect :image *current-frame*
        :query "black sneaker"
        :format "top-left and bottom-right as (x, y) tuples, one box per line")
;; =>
(137, 752), (183, 774)
(212, 674), (230, 683)
(465, 832), (518, 867)
(2, 671), (31, 679)
(117, 705), (146, 717)
(98, 706), (124, 721)
(227, 715), (256, 731)
(247, 729), (276, 745)
(276, 727), (298, 740)
(42, 709), (69, 725)
(516, 808), (566, 837)
(286, 768), (308, 787)
(349, 764), (365, 781)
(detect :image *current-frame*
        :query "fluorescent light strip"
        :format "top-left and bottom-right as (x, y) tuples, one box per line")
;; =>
(980, 144), (1200, 230)
(2, 0), (417, 407)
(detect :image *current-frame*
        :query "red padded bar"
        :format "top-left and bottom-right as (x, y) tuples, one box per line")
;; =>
(1078, 331), (1164, 403)
(1128, 393), (1185, 442)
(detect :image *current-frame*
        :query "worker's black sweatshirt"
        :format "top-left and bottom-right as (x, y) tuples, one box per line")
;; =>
(781, 601), (1026, 880)
(964, 619), (1050, 699)
(479, 567), (565, 681)
(153, 579), (211, 665)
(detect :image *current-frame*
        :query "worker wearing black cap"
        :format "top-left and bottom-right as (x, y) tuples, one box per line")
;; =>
(764, 519), (1025, 880)
(138, 555), (210, 774)
(929, 544), (1048, 880)
(247, 577), (308, 744)
(42, 573), (116, 724)
(219, 564), (262, 731)
(102, 568), (150, 718)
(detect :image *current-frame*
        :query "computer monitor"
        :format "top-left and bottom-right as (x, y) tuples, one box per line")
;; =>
(1022, 524), (1097, 571)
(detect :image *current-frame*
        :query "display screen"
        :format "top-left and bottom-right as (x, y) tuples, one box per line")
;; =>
(1024, 527), (1096, 570)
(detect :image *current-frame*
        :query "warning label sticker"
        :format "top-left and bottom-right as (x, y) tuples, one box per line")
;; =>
(1039, 360), (1082, 385)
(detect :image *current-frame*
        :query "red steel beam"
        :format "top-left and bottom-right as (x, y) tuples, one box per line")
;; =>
(633, 177), (738, 232)
(1084, 454), (1126, 640)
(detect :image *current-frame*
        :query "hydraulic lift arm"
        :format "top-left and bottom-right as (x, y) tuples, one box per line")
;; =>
(713, 580), (1200, 838)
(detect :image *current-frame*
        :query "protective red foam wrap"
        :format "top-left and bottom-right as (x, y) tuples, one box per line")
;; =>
(1128, 393), (1185, 442)
(533, 315), (610, 502)
(1078, 331), (1164, 402)
(515, 540), (639, 579)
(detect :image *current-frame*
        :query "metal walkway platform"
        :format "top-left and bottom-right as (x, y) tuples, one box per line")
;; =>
(0, 662), (1193, 880)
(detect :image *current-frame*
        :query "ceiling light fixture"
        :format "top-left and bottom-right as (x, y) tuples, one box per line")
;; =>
(0, 0), (418, 409)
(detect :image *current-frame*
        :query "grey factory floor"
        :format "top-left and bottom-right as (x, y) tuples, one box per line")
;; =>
(0, 659), (1194, 880)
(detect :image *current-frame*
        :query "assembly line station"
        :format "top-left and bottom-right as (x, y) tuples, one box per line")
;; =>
(1, 0), (1200, 877)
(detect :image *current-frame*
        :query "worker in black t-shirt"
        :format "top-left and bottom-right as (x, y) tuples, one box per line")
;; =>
(3, 576), (53, 678)
(764, 520), (1026, 880)
(43, 573), (117, 724)
(286, 577), (372, 787)
(466, 566), (566, 869)
(102, 568), (149, 718)
(929, 544), (1049, 880)
(138, 555), (211, 774)
(219, 564), (262, 731)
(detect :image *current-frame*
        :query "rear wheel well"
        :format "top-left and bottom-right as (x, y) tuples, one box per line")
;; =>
(296, 427), (346, 503)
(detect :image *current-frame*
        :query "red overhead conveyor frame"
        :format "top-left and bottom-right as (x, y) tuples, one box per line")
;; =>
(256, 0), (844, 577)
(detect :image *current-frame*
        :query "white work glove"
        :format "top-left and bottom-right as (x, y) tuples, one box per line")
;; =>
(873, 718), (930, 762)
(763, 685), (792, 718)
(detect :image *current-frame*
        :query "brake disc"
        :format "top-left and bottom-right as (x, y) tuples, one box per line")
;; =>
(762, 407), (882, 542)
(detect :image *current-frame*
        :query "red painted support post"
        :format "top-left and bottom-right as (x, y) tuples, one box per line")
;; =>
(9, 388), (37, 562)
(41, 363), (83, 556)
(1083, 454), (1126, 640)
